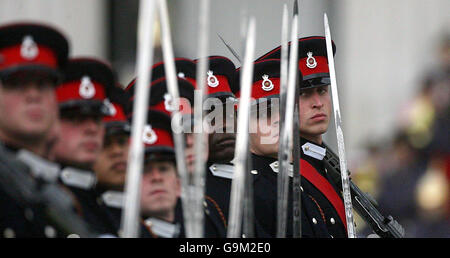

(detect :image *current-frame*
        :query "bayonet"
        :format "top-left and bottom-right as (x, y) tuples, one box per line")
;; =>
(227, 17), (256, 238)
(324, 13), (356, 238)
(156, 0), (192, 237)
(276, 3), (289, 238)
(291, 0), (302, 239)
(121, 0), (156, 238)
(192, 0), (210, 238)
(217, 34), (242, 64)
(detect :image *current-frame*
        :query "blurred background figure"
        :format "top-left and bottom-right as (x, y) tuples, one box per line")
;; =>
(352, 34), (450, 237)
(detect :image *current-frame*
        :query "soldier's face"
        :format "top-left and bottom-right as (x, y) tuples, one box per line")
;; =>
(0, 77), (58, 142)
(249, 104), (280, 158)
(208, 102), (236, 163)
(93, 133), (130, 189)
(140, 160), (180, 220)
(185, 132), (209, 174)
(298, 85), (331, 143)
(53, 113), (105, 167)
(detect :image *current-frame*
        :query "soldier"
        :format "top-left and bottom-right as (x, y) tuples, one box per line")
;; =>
(92, 84), (132, 232)
(197, 56), (237, 221)
(126, 61), (227, 237)
(53, 58), (120, 237)
(0, 23), (92, 238)
(256, 37), (347, 238)
(140, 110), (184, 238)
(232, 57), (338, 238)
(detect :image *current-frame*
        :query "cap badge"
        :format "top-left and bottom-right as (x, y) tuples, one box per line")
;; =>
(306, 52), (317, 69)
(20, 36), (39, 60)
(207, 70), (219, 87)
(104, 99), (116, 116)
(143, 125), (157, 144)
(79, 76), (96, 99)
(261, 75), (274, 91)
(164, 92), (176, 112)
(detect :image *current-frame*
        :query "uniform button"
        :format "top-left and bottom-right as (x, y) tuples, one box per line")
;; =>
(205, 209), (210, 215)
(273, 162), (278, 168)
(3, 228), (15, 238)
(212, 166), (217, 171)
(62, 170), (70, 179)
(45, 225), (56, 238)
(312, 218), (317, 224)
(300, 186), (304, 192)
(330, 218), (335, 224)
(97, 197), (103, 205)
(251, 170), (258, 175)
(330, 234), (334, 238)
(305, 146), (310, 151)
(203, 201), (208, 208)
(67, 234), (81, 238)
(242, 234), (246, 238)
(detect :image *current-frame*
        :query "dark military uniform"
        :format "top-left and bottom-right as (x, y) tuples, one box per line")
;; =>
(251, 138), (348, 238)
(174, 196), (227, 238)
(94, 188), (159, 238)
(53, 58), (122, 237)
(205, 161), (234, 221)
(298, 138), (348, 237)
(251, 152), (333, 238)
(58, 166), (119, 237)
(0, 144), (94, 238)
(0, 23), (97, 238)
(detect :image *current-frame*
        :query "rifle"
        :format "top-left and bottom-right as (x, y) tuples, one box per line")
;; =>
(0, 146), (95, 237)
(323, 143), (405, 238)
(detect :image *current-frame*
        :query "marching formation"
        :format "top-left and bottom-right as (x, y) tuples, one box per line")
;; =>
(0, 1), (405, 239)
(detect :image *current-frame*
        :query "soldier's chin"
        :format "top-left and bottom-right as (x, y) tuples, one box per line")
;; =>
(72, 154), (98, 168)
(209, 148), (234, 163)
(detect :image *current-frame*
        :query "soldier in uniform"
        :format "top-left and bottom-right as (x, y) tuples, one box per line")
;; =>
(140, 110), (184, 238)
(255, 36), (348, 238)
(0, 23), (92, 238)
(179, 56), (238, 223)
(126, 60), (227, 237)
(52, 58), (120, 237)
(92, 84), (132, 233)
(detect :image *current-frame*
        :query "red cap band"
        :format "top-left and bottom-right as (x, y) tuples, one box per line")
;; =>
(0, 44), (58, 70)
(56, 80), (106, 103)
(236, 78), (280, 100)
(144, 127), (174, 149)
(104, 103), (127, 123)
(299, 56), (329, 77)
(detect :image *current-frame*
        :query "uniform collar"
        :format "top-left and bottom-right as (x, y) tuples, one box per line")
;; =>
(60, 166), (97, 190)
(269, 161), (293, 177)
(300, 140), (327, 160)
(144, 217), (180, 238)
(101, 190), (124, 209)
(208, 163), (234, 179)
(15, 149), (60, 182)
